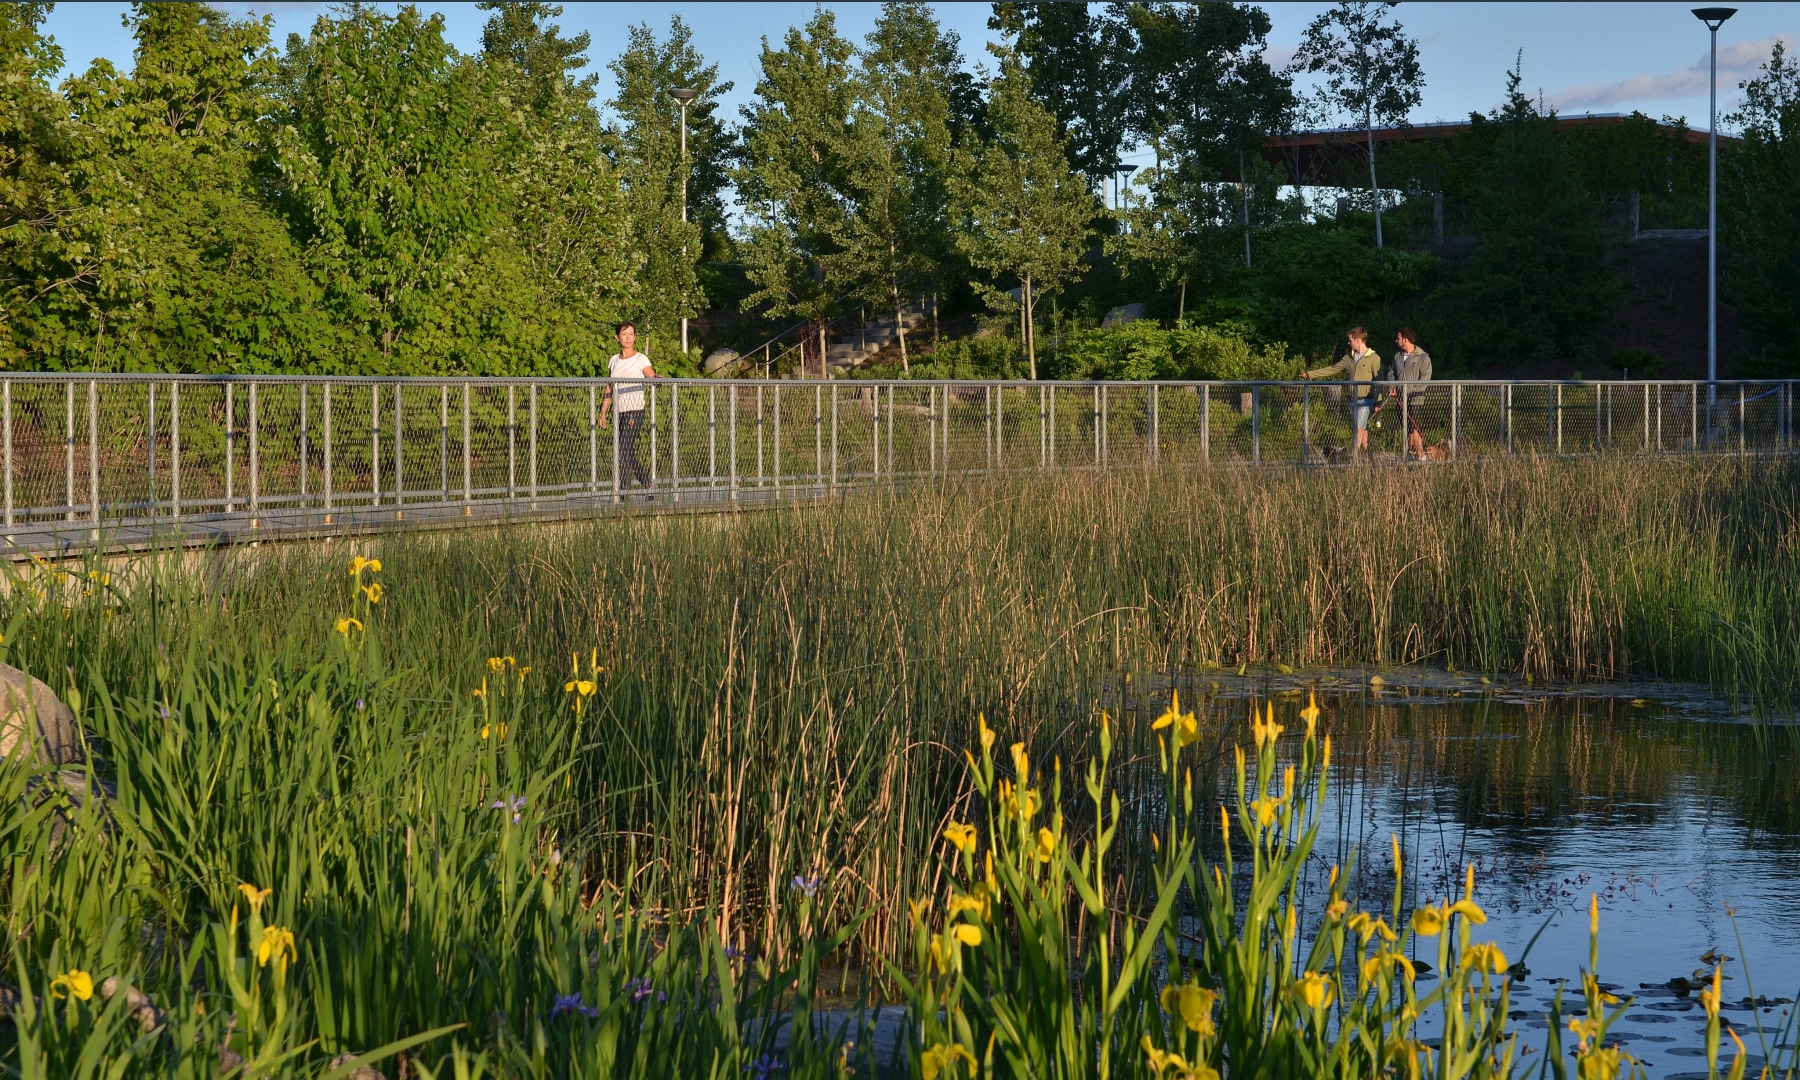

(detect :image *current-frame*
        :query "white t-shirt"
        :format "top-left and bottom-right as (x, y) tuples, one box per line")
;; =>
(608, 352), (653, 413)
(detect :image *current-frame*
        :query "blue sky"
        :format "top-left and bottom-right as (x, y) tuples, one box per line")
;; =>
(41, 1), (1797, 174)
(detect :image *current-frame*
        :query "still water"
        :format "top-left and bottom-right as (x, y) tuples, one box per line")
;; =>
(1159, 669), (1800, 1079)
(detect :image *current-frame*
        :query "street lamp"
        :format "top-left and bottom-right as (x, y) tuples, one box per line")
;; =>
(1692, 6), (1735, 432)
(669, 87), (699, 357)
(1117, 164), (1138, 216)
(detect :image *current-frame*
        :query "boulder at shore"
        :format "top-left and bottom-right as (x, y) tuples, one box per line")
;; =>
(0, 663), (82, 766)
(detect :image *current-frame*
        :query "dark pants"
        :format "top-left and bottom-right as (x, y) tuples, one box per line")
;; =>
(619, 410), (649, 488)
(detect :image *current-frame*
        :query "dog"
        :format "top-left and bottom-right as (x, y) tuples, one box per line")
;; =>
(1420, 441), (1454, 461)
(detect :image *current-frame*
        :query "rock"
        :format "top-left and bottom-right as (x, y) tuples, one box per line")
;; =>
(703, 348), (740, 374)
(219, 1046), (245, 1075)
(1101, 303), (1146, 328)
(0, 979), (22, 1020)
(1368, 675), (1385, 688)
(99, 976), (165, 1032)
(0, 663), (82, 766)
(328, 1053), (388, 1080)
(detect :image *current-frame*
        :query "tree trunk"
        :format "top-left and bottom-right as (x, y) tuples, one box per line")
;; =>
(894, 287), (908, 374)
(1367, 111), (1384, 249)
(1178, 280), (1186, 328)
(1024, 275), (1036, 380)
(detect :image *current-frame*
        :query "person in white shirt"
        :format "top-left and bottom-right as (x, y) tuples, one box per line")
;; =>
(599, 322), (657, 492)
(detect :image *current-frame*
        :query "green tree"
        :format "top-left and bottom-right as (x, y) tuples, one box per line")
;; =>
(1108, 1), (1294, 310)
(1288, 1), (1424, 248)
(1723, 40), (1800, 373)
(606, 15), (729, 351)
(842, 1), (963, 371)
(988, 2), (1129, 180)
(481, 2), (637, 370)
(278, 5), (522, 373)
(733, 9), (859, 357)
(1447, 62), (1616, 367)
(7, 3), (328, 372)
(949, 53), (1096, 378)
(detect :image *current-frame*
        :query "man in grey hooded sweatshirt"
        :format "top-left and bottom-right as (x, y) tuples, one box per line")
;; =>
(1386, 327), (1432, 460)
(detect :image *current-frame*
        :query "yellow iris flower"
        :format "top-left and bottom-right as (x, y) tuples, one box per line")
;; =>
(921, 1043), (976, 1080)
(1252, 702), (1285, 750)
(564, 679), (596, 697)
(1450, 899), (1488, 925)
(256, 925), (297, 968)
(1160, 982), (1217, 1035)
(361, 582), (383, 604)
(1034, 827), (1056, 863)
(49, 969), (94, 1001)
(1410, 903), (1449, 937)
(1461, 942), (1508, 975)
(952, 924), (982, 947)
(1293, 970), (1336, 1010)
(237, 883), (272, 914)
(1151, 691), (1202, 748)
(335, 617), (363, 635)
(943, 822), (978, 857)
(1299, 692), (1321, 737)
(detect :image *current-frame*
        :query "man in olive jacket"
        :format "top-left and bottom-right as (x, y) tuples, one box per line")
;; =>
(1386, 327), (1432, 460)
(1303, 326), (1382, 455)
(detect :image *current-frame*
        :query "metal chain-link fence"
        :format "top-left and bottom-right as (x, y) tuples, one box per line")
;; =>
(4, 376), (1794, 549)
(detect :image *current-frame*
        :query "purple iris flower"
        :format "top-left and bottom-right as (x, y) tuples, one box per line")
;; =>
(790, 875), (821, 898)
(744, 1054), (783, 1078)
(490, 795), (527, 824)
(624, 977), (665, 1004)
(550, 992), (598, 1020)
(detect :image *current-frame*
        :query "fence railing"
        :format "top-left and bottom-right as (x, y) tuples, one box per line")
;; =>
(3, 375), (1794, 549)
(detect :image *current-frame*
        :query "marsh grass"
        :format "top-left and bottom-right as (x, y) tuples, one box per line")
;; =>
(3, 455), (1799, 1075)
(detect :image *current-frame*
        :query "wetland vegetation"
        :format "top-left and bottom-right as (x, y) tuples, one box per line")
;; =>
(3, 455), (1799, 1077)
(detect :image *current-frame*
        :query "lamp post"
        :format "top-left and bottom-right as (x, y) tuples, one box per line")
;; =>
(1692, 7), (1735, 436)
(669, 87), (699, 358)
(1117, 164), (1138, 223)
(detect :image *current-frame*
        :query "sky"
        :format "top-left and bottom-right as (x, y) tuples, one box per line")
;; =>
(39, 0), (1798, 177)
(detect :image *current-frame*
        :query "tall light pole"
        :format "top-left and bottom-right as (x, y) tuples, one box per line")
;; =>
(669, 87), (699, 358)
(1117, 163), (1138, 218)
(1692, 7), (1735, 432)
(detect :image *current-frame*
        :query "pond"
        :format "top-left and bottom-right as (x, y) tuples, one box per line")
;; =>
(1176, 669), (1800, 1079)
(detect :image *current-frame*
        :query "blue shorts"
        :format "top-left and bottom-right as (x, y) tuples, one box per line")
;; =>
(1350, 396), (1379, 431)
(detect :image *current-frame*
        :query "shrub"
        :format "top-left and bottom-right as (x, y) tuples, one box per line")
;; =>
(1049, 320), (1298, 381)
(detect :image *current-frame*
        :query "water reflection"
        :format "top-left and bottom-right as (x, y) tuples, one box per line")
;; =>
(1129, 671), (1800, 1079)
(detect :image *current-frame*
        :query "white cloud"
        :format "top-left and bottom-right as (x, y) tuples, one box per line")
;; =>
(1551, 35), (1790, 111)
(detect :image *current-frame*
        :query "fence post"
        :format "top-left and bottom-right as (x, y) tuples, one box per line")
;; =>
(148, 384), (156, 515)
(507, 384), (517, 504)
(611, 381), (621, 504)
(172, 382), (182, 520)
(673, 384), (682, 500)
(588, 384), (598, 495)
(1101, 385), (1110, 469)
(1151, 384), (1159, 465)
(1690, 382), (1698, 450)
(1555, 384), (1563, 454)
(1452, 383), (1461, 456)
(1252, 385), (1261, 464)
(393, 384), (404, 518)
(1503, 384), (1511, 453)
(87, 379), (98, 532)
(299, 385), (308, 511)
(986, 386), (994, 471)
(1091, 386), (1099, 471)
(439, 385), (448, 502)
(2, 379), (10, 531)
(1642, 383), (1649, 454)
(814, 384), (823, 495)
(1594, 383), (1603, 454)
(730, 384), (739, 501)
(1739, 383), (1746, 455)
(369, 384), (380, 508)
(993, 385), (1002, 468)
(757, 385), (766, 487)
(249, 382), (259, 519)
(708, 385), (717, 490)
(830, 385), (839, 492)
(225, 383), (236, 514)
(1302, 384), (1310, 465)
(886, 384), (893, 478)
(773, 385), (782, 495)
(64, 382), (74, 522)
(463, 383), (472, 513)
(1202, 385), (1210, 463)
(530, 382), (539, 510)
(323, 384), (333, 522)
(648, 379), (657, 493)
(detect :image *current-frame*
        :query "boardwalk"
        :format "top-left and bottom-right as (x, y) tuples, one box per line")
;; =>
(4, 374), (1794, 558)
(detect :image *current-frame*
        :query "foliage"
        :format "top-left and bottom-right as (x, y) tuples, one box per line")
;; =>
(1723, 40), (1800, 375)
(987, 2), (1131, 178)
(1288, 1), (1425, 248)
(733, 9), (859, 329)
(903, 332), (1029, 380)
(1442, 64), (1618, 367)
(841, 2), (964, 371)
(605, 16), (727, 341)
(949, 52), (1097, 377)
(1190, 223), (1435, 358)
(1047, 319), (1296, 381)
